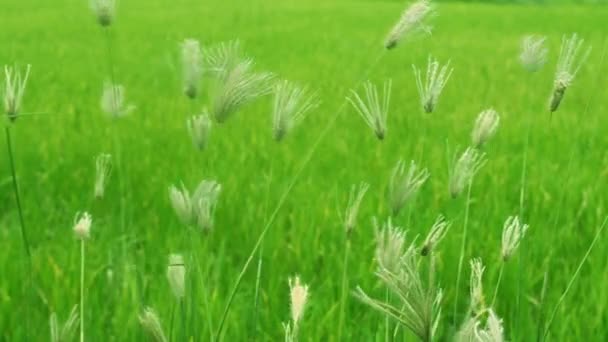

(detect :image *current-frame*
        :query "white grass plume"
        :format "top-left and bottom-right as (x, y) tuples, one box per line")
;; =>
(167, 253), (186, 300)
(50, 306), (79, 342)
(412, 56), (452, 113)
(101, 82), (135, 118)
(549, 33), (591, 113)
(520, 35), (548, 72)
(138, 307), (168, 342)
(187, 110), (212, 151)
(471, 108), (500, 148)
(388, 160), (430, 217)
(355, 240), (442, 342)
(420, 215), (451, 256)
(373, 217), (406, 276)
(449, 147), (486, 198)
(283, 275), (310, 342)
(347, 80), (391, 140)
(272, 79), (319, 141)
(204, 40), (242, 77)
(181, 39), (203, 99)
(168, 179), (221, 231)
(469, 258), (486, 316)
(3, 64), (31, 122)
(385, 0), (435, 50)
(501, 216), (529, 262)
(94, 153), (112, 199)
(90, 0), (115, 27)
(343, 182), (370, 236)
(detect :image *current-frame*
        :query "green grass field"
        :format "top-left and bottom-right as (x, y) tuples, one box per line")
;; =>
(2, 0), (608, 340)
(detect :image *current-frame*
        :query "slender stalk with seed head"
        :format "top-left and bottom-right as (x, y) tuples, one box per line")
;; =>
(181, 39), (203, 99)
(272, 80), (319, 141)
(520, 35), (548, 73)
(187, 110), (212, 151)
(420, 215), (451, 256)
(94, 153), (112, 199)
(388, 160), (430, 217)
(471, 109), (500, 148)
(139, 307), (168, 342)
(3, 65), (31, 122)
(283, 276), (310, 342)
(347, 80), (391, 140)
(412, 56), (453, 113)
(492, 216), (529, 307)
(73, 212), (92, 342)
(549, 33), (591, 113)
(385, 0), (435, 50)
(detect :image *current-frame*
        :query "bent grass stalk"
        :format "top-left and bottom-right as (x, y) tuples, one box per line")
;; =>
(214, 50), (386, 341)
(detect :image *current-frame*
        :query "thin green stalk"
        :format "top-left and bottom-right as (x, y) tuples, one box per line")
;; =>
(168, 303), (176, 342)
(491, 262), (505, 307)
(337, 238), (351, 341)
(180, 300), (187, 341)
(80, 240), (86, 342)
(385, 288), (390, 342)
(542, 216), (608, 340)
(213, 51), (386, 341)
(453, 180), (473, 324)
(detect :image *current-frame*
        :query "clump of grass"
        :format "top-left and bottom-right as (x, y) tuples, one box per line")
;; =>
(549, 33), (591, 113)
(49, 306), (79, 342)
(412, 55), (453, 113)
(272, 79), (319, 141)
(520, 35), (548, 73)
(388, 159), (430, 217)
(347, 80), (391, 140)
(385, 0), (435, 50)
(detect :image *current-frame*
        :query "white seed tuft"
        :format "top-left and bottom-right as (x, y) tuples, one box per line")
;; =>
(347, 80), (391, 140)
(471, 108), (500, 148)
(138, 307), (168, 342)
(412, 56), (453, 113)
(343, 182), (370, 236)
(449, 147), (486, 198)
(73, 212), (92, 240)
(520, 35), (548, 72)
(389, 160), (430, 217)
(272, 80), (319, 141)
(3, 64), (31, 122)
(168, 184), (193, 225)
(501, 216), (529, 262)
(289, 275), (309, 326)
(469, 258), (486, 315)
(421, 215), (451, 256)
(549, 33), (591, 113)
(475, 309), (505, 342)
(90, 0), (115, 27)
(100, 82), (135, 118)
(166, 254), (186, 300)
(186, 110), (212, 151)
(181, 39), (203, 99)
(385, 0), (435, 49)
(373, 217), (406, 274)
(94, 153), (112, 199)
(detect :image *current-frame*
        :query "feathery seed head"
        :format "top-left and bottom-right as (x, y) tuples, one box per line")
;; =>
(373, 218), (406, 274)
(272, 80), (319, 141)
(204, 40), (242, 77)
(166, 254), (186, 300)
(73, 212), (92, 240)
(412, 56), (453, 113)
(421, 215), (451, 256)
(101, 82), (135, 118)
(501, 216), (529, 262)
(520, 35), (548, 72)
(181, 39), (202, 99)
(471, 108), (500, 148)
(90, 0), (115, 27)
(389, 160), (430, 217)
(344, 182), (370, 236)
(49, 306), (79, 342)
(192, 180), (221, 231)
(289, 275), (309, 325)
(348, 80), (391, 140)
(3, 65), (31, 122)
(187, 110), (212, 151)
(449, 147), (486, 198)
(168, 184), (193, 225)
(550, 33), (591, 113)
(385, 0), (435, 49)
(94, 153), (112, 199)
(475, 309), (505, 342)
(469, 258), (486, 315)
(138, 307), (168, 342)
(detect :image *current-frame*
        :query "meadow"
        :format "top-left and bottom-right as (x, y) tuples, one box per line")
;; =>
(1, 0), (608, 341)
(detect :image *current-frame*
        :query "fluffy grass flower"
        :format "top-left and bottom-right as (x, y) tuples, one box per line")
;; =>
(49, 306), (79, 342)
(520, 35), (548, 72)
(181, 39), (202, 99)
(94, 153), (112, 199)
(73, 212), (92, 240)
(501, 216), (529, 261)
(168, 184), (193, 225)
(549, 33), (591, 113)
(412, 56), (452, 113)
(420, 215), (451, 256)
(475, 309), (504, 342)
(167, 254), (186, 300)
(449, 147), (486, 198)
(355, 241), (442, 342)
(272, 79), (319, 141)
(90, 0), (115, 27)
(186, 110), (212, 151)
(373, 218), (406, 274)
(3, 65), (31, 122)
(385, 0), (435, 49)
(204, 40), (242, 76)
(388, 160), (430, 217)
(168, 180), (221, 231)
(100, 82), (135, 118)
(343, 182), (370, 236)
(471, 108), (500, 148)
(469, 258), (486, 315)
(347, 80), (391, 140)
(138, 307), (168, 342)
(283, 275), (309, 341)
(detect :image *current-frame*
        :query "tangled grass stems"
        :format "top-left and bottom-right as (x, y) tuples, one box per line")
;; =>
(214, 50), (386, 341)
